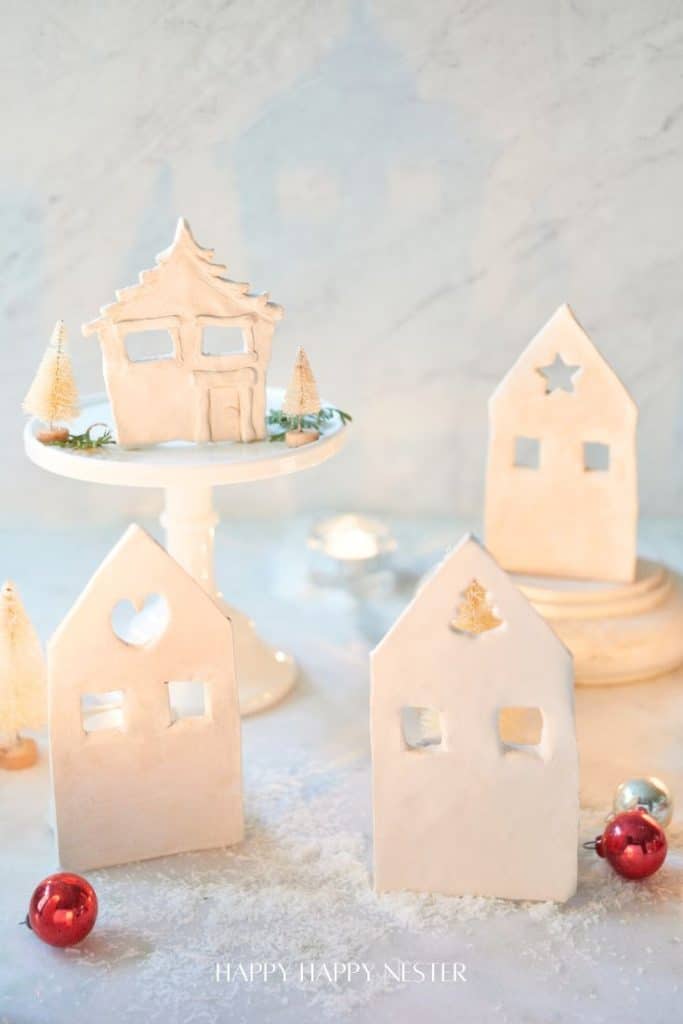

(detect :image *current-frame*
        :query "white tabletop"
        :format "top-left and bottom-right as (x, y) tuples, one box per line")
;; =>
(0, 518), (681, 1023)
(23, 390), (349, 488)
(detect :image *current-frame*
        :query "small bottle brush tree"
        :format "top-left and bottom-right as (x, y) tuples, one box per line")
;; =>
(23, 320), (80, 443)
(0, 581), (46, 770)
(281, 347), (321, 448)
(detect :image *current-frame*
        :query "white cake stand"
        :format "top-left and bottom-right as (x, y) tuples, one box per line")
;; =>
(24, 389), (349, 715)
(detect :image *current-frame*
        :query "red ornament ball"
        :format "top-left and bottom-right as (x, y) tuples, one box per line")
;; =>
(595, 810), (667, 880)
(27, 872), (98, 947)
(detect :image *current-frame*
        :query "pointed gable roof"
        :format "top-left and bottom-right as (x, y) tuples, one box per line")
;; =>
(489, 304), (637, 416)
(50, 524), (228, 655)
(373, 533), (569, 663)
(83, 218), (283, 334)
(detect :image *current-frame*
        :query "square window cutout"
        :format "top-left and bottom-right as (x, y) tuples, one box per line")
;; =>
(514, 436), (540, 469)
(401, 706), (443, 750)
(166, 680), (208, 723)
(81, 690), (124, 733)
(498, 706), (543, 757)
(583, 441), (610, 472)
(201, 326), (247, 356)
(124, 329), (175, 363)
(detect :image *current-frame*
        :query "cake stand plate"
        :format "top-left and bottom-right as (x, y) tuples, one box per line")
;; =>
(515, 559), (683, 686)
(24, 389), (349, 715)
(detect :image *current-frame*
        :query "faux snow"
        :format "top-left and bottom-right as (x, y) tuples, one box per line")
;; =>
(2, 519), (682, 1021)
(31, 751), (680, 1020)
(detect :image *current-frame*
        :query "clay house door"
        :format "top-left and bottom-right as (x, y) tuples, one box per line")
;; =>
(209, 387), (241, 440)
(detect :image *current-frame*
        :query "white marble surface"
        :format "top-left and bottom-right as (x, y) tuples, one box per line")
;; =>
(0, 517), (682, 1023)
(2, 1), (683, 526)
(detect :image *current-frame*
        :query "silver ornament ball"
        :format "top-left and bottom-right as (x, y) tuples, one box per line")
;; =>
(613, 776), (673, 828)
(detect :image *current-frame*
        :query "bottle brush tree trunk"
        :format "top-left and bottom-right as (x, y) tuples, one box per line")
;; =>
(0, 581), (46, 769)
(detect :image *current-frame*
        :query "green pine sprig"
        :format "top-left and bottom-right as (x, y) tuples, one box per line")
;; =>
(267, 406), (352, 442)
(51, 423), (116, 451)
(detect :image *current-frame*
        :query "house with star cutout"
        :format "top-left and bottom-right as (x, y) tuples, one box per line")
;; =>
(484, 304), (638, 582)
(371, 533), (578, 902)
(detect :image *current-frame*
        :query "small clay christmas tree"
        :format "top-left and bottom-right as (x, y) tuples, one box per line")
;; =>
(282, 347), (321, 447)
(23, 320), (80, 443)
(0, 581), (46, 769)
(450, 579), (502, 635)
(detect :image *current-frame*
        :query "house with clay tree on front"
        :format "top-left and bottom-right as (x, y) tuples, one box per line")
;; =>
(371, 533), (578, 903)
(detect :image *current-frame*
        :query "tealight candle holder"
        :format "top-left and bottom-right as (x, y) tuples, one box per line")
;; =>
(308, 514), (396, 587)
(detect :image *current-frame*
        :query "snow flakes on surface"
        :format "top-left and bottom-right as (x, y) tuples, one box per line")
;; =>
(21, 755), (672, 1020)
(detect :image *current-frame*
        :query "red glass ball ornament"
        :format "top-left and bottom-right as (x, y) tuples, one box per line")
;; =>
(594, 810), (667, 880)
(27, 872), (98, 947)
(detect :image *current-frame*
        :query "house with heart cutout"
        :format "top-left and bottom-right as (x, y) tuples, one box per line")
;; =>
(49, 524), (243, 871)
(371, 534), (578, 902)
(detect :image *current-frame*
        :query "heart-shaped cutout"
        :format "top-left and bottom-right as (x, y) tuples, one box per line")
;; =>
(111, 593), (170, 647)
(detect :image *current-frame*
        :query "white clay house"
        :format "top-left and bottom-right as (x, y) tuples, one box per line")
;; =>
(49, 525), (243, 871)
(484, 304), (638, 582)
(371, 534), (578, 903)
(83, 218), (283, 446)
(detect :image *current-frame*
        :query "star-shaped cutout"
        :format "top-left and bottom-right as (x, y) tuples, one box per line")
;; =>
(536, 353), (581, 394)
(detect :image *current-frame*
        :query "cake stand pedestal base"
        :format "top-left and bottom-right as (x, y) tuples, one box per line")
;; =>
(161, 485), (296, 715)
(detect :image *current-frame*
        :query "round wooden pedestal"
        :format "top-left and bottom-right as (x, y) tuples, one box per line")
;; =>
(515, 559), (683, 686)
(0, 737), (38, 770)
(515, 560), (683, 816)
(286, 429), (320, 448)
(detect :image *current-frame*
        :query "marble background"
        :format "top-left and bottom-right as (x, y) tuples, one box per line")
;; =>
(2, 0), (682, 526)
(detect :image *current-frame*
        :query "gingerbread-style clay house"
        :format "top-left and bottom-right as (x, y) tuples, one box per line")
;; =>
(485, 305), (638, 582)
(49, 524), (243, 871)
(83, 218), (283, 447)
(371, 534), (578, 902)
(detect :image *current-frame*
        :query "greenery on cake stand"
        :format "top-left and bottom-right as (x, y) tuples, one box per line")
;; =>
(51, 423), (116, 451)
(267, 407), (352, 442)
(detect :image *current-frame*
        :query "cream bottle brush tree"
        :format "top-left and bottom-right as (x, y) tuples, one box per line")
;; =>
(23, 320), (80, 443)
(267, 347), (351, 443)
(281, 347), (322, 448)
(0, 581), (46, 770)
